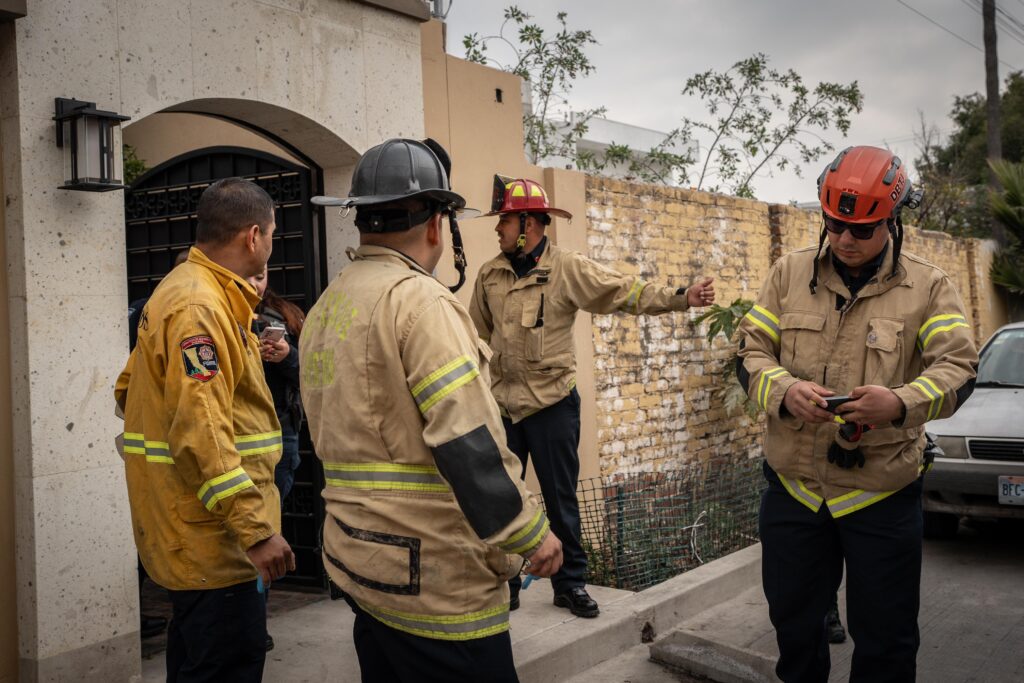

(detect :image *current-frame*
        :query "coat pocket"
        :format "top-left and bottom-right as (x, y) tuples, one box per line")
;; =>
(521, 298), (544, 362)
(864, 317), (905, 386)
(324, 515), (421, 596)
(779, 311), (826, 380)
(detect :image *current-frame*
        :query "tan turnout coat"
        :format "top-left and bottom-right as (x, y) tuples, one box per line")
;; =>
(470, 240), (691, 422)
(737, 243), (978, 517)
(300, 246), (550, 641)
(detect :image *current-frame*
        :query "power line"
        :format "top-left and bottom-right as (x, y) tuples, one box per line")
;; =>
(895, 0), (1022, 71)
(961, 0), (1024, 48)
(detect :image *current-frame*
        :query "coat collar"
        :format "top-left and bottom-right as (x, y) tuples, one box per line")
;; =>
(817, 238), (911, 300)
(188, 247), (260, 325)
(347, 244), (434, 278)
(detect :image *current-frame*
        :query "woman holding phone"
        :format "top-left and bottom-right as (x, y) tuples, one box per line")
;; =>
(247, 266), (305, 504)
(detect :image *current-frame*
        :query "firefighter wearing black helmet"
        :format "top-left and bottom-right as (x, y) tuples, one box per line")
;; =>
(737, 146), (978, 682)
(302, 140), (562, 682)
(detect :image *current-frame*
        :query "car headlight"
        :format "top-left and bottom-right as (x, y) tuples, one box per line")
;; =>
(933, 435), (968, 459)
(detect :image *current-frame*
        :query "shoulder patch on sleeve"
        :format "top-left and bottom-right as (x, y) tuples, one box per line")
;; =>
(181, 335), (219, 382)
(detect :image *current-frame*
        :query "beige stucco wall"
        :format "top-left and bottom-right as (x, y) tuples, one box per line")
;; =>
(2, 1), (427, 679)
(0, 30), (18, 678)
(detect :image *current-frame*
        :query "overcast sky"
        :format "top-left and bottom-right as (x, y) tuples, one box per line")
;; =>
(442, 0), (1024, 204)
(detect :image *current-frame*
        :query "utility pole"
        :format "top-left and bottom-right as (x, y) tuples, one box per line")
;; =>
(983, 0), (1007, 244)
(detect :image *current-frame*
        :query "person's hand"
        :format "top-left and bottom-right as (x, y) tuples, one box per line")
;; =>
(246, 533), (296, 586)
(686, 277), (716, 308)
(782, 381), (836, 423)
(523, 532), (563, 578)
(836, 385), (905, 425)
(260, 338), (289, 363)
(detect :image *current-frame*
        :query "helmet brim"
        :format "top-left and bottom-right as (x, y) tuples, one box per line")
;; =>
(479, 207), (573, 220)
(312, 191), (479, 218)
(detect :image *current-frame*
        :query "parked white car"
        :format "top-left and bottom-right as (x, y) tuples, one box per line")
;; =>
(924, 321), (1024, 537)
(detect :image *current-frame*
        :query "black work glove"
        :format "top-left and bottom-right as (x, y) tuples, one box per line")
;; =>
(828, 441), (865, 469)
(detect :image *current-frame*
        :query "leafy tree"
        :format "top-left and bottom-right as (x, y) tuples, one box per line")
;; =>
(909, 71), (1024, 238)
(988, 160), (1024, 297)
(463, 6), (605, 166)
(123, 144), (148, 186)
(675, 54), (863, 198)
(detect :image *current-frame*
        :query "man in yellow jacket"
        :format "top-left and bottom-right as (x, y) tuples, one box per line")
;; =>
(738, 146), (978, 682)
(116, 178), (295, 681)
(303, 139), (562, 683)
(469, 176), (716, 618)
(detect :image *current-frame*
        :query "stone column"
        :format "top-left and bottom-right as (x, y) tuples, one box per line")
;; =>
(1, 3), (140, 680)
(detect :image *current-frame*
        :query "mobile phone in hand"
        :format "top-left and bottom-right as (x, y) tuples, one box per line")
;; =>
(260, 325), (286, 343)
(824, 395), (853, 413)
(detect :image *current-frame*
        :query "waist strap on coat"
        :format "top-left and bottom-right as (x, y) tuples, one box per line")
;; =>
(323, 462), (451, 493)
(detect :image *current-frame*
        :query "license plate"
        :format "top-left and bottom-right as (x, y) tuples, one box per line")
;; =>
(998, 476), (1024, 505)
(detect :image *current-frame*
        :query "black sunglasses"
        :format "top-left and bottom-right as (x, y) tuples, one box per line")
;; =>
(823, 215), (886, 240)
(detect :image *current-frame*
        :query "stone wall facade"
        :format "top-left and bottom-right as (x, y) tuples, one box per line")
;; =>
(585, 176), (1005, 478)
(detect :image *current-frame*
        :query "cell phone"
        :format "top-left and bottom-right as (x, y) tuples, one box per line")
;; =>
(824, 395), (853, 412)
(259, 325), (286, 343)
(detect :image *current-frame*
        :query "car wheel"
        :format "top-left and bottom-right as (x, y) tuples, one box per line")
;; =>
(923, 511), (959, 539)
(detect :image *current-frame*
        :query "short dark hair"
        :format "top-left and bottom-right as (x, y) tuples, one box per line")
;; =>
(196, 178), (275, 246)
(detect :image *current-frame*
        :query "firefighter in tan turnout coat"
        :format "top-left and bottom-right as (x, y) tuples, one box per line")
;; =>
(469, 175), (716, 618)
(738, 146), (978, 683)
(302, 139), (562, 683)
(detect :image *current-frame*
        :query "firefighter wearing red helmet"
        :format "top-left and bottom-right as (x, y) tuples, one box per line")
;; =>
(737, 146), (978, 682)
(469, 175), (716, 619)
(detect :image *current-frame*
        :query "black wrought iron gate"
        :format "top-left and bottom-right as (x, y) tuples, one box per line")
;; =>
(125, 145), (328, 589)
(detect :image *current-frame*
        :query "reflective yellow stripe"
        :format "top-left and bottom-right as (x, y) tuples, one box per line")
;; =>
(412, 356), (480, 414)
(498, 508), (549, 556)
(356, 600), (510, 641)
(619, 280), (646, 314)
(758, 367), (788, 412)
(777, 473), (823, 513)
(917, 314), (969, 350)
(197, 467), (254, 511)
(235, 430), (283, 456)
(323, 462), (450, 492)
(827, 488), (898, 518)
(910, 376), (944, 421)
(745, 305), (781, 343)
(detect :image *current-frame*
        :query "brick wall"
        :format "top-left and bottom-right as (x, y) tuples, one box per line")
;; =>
(584, 176), (1005, 478)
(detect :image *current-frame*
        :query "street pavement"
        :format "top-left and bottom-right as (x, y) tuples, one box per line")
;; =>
(650, 519), (1024, 682)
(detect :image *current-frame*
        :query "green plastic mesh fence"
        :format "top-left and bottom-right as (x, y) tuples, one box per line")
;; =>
(575, 457), (763, 592)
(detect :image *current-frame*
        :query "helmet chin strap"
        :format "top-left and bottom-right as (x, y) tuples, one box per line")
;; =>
(446, 210), (467, 293)
(515, 212), (528, 258)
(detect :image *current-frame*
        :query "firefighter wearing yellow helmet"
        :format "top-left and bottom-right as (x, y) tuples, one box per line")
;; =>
(469, 175), (716, 618)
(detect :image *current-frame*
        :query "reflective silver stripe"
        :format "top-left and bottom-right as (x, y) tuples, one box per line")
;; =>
(358, 602), (510, 641)
(621, 280), (646, 314)
(324, 468), (450, 491)
(758, 367), (788, 411)
(827, 489), (897, 518)
(146, 444), (169, 456)
(198, 470), (253, 510)
(745, 305), (781, 342)
(910, 377), (943, 420)
(235, 434), (283, 453)
(777, 473), (823, 513)
(412, 357), (479, 413)
(917, 314), (968, 350)
(123, 435), (145, 449)
(499, 510), (549, 555)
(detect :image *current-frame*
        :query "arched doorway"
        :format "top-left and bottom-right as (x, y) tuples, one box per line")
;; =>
(125, 145), (327, 589)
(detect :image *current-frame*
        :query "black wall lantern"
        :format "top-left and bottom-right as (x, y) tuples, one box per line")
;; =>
(54, 97), (131, 192)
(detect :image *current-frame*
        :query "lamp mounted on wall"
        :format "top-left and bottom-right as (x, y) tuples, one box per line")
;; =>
(53, 97), (131, 192)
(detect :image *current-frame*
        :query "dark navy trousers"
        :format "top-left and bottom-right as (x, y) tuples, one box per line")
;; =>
(760, 462), (923, 683)
(504, 389), (586, 594)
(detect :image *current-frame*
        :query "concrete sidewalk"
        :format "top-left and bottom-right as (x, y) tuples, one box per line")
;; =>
(142, 544), (763, 682)
(651, 520), (1024, 682)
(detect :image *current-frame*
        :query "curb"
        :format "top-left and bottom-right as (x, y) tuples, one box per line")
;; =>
(517, 543), (763, 683)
